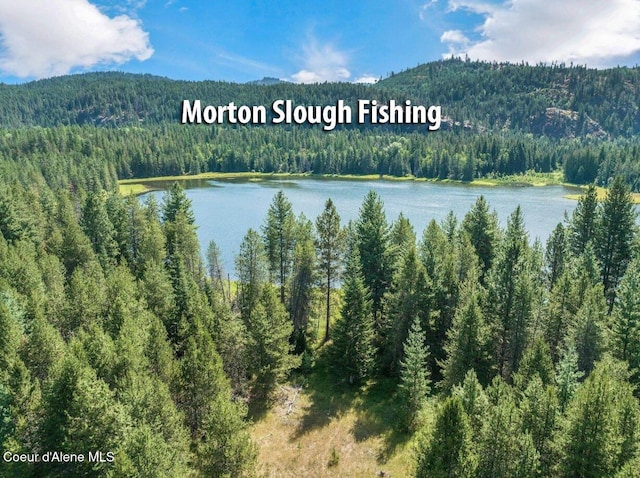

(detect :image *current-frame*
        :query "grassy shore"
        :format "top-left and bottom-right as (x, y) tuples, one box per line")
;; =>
(118, 170), (640, 203)
(564, 185), (640, 204)
(118, 170), (568, 195)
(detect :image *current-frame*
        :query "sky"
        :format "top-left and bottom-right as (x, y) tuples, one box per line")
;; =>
(1, 0), (640, 84)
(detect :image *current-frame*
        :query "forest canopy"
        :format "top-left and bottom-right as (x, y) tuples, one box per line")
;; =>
(1, 59), (640, 476)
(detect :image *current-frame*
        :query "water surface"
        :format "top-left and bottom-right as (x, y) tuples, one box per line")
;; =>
(143, 178), (585, 276)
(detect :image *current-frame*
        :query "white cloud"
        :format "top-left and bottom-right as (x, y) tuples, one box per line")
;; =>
(419, 0), (439, 20)
(440, 29), (470, 45)
(291, 39), (351, 83)
(442, 0), (640, 66)
(0, 0), (153, 79)
(354, 75), (379, 84)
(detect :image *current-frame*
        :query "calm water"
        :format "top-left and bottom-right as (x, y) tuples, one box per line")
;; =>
(143, 178), (584, 277)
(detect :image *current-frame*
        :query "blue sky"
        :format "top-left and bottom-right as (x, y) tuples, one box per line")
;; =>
(1, 0), (640, 84)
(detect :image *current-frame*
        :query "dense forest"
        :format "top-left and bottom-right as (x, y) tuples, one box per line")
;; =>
(1, 59), (640, 476)
(1, 59), (640, 189)
(1, 175), (639, 476)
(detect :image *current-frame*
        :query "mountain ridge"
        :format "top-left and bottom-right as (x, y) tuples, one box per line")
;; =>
(1, 59), (639, 138)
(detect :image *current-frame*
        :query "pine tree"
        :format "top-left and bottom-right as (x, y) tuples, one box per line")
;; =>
(263, 190), (296, 304)
(81, 190), (118, 271)
(453, 369), (488, 436)
(315, 198), (345, 343)
(555, 343), (583, 412)
(558, 357), (639, 478)
(415, 396), (475, 478)
(486, 206), (533, 381)
(597, 176), (637, 312)
(571, 284), (606, 375)
(161, 182), (195, 225)
(441, 276), (491, 392)
(419, 218), (465, 382)
(206, 239), (229, 303)
(514, 336), (554, 390)
(39, 354), (130, 477)
(477, 377), (539, 478)
(568, 183), (598, 256)
(247, 286), (298, 400)
(398, 316), (430, 432)
(235, 228), (268, 321)
(519, 376), (558, 477)
(355, 190), (393, 331)
(178, 319), (256, 476)
(385, 243), (431, 375)
(461, 195), (498, 276)
(544, 271), (576, 361)
(610, 257), (640, 386)
(289, 214), (316, 353)
(330, 245), (375, 385)
(545, 222), (567, 286)
(389, 212), (416, 266)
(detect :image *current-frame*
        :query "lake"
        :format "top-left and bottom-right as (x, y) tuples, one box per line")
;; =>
(142, 178), (584, 277)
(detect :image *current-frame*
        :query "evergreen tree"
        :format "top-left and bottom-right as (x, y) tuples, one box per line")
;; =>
(247, 286), (298, 400)
(568, 184), (598, 257)
(555, 343), (583, 412)
(161, 182), (195, 225)
(453, 369), (489, 436)
(263, 190), (296, 304)
(315, 198), (345, 342)
(571, 284), (607, 375)
(385, 243), (431, 375)
(545, 222), (567, 287)
(519, 376), (558, 477)
(81, 190), (118, 271)
(39, 354), (130, 477)
(415, 396), (475, 478)
(477, 377), (539, 478)
(330, 245), (375, 385)
(206, 239), (229, 304)
(610, 257), (640, 386)
(558, 357), (639, 478)
(461, 195), (498, 277)
(398, 316), (430, 432)
(486, 206), (533, 381)
(0, 192), (30, 244)
(235, 228), (268, 320)
(355, 190), (393, 332)
(289, 214), (316, 353)
(419, 218), (465, 382)
(597, 176), (637, 312)
(514, 336), (555, 390)
(136, 195), (167, 274)
(389, 212), (416, 266)
(543, 271), (576, 361)
(178, 319), (256, 476)
(441, 276), (491, 391)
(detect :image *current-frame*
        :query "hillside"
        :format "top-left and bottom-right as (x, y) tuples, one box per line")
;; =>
(1, 59), (640, 138)
(377, 59), (640, 137)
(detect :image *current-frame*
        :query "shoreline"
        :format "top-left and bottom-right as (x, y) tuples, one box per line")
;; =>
(117, 171), (640, 203)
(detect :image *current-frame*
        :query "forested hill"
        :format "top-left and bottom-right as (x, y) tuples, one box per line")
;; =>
(0, 72), (387, 128)
(378, 59), (640, 138)
(2, 59), (640, 138)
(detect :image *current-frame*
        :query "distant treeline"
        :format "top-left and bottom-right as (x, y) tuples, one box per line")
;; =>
(1, 124), (640, 191)
(2, 59), (640, 189)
